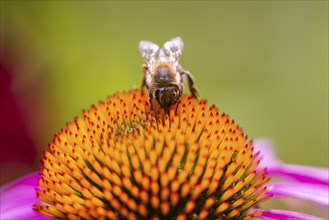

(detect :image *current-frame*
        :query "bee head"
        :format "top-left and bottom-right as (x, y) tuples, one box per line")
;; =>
(155, 86), (181, 112)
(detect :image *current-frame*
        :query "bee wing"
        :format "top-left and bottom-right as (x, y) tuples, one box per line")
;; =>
(163, 37), (184, 60)
(139, 40), (159, 63)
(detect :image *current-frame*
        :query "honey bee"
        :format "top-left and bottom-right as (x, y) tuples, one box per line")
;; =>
(139, 37), (200, 113)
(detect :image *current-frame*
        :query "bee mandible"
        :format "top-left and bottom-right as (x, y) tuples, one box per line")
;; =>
(139, 37), (200, 113)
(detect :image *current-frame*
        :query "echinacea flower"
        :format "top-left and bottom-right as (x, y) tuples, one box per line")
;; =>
(0, 65), (38, 186)
(1, 90), (328, 220)
(0, 65), (37, 166)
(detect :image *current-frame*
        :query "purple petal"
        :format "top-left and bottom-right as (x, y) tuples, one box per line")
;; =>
(253, 208), (323, 220)
(266, 181), (329, 207)
(253, 138), (281, 168)
(269, 164), (329, 185)
(253, 138), (329, 185)
(0, 172), (52, 220)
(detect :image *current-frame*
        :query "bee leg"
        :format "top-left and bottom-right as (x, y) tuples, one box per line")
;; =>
(141, 76), (146, 92)
(148, 89), (154, 111)
(164, 104), (170, 115)
(175, 99), (180, 114)
(181, 70), (200, 99)
(141, 64), (148, 91)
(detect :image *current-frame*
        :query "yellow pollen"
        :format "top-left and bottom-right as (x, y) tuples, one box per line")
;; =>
(34, 90), (271, 219)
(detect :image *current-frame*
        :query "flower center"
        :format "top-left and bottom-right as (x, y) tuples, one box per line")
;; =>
(34, 90), (271, 219)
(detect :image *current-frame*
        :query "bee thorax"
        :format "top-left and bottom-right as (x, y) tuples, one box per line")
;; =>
(153, 66), (177, 84)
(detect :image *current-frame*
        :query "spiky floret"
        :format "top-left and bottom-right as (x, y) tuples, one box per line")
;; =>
(34, 90), (271, 220)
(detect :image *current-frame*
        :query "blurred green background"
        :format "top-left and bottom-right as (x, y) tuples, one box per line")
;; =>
(1, 0), (328, 175)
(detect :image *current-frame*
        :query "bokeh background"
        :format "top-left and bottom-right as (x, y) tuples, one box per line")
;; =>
(1, 0), (327, 189)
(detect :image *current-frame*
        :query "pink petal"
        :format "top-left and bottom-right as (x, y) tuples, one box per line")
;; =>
(269, 164), (329, 185)
(253, 138), (281, 168)
(0, 172), (51, 220)
(266, 181), (329, 207)
(254, 208), (323, 220)
(253, 138), (329, 185)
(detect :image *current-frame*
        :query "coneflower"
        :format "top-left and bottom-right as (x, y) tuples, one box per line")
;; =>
(1, 91), (327, 220)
